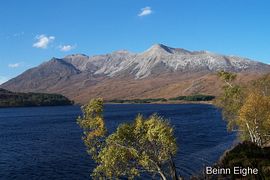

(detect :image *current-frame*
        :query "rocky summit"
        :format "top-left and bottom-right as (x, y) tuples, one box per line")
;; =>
(1, 44), (270, 104)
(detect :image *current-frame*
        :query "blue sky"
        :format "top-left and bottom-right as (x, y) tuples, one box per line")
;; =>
(1, 0), (270, 84)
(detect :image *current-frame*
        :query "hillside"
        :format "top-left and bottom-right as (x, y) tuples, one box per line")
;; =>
(0, 88), (73, 107)
(1, 44), (270, 104)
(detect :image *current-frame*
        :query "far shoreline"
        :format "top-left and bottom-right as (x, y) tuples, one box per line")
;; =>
(0, 104), (75, 109)
(105, 100), (214, 105)
(0, 100), (214, 108)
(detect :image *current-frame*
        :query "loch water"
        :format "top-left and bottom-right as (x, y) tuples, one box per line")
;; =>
(0, 104), (236, 179)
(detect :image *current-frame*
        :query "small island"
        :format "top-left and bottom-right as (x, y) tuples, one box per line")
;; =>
(0, 88), (73, 107)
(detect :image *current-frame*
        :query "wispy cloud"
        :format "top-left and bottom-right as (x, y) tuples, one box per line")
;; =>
(138, 6), (153, 17)
(0, 76), (9, 85)
(33, 34), (55, 49)
(8, 63), (20, 68)
(59, 44), (76, 52)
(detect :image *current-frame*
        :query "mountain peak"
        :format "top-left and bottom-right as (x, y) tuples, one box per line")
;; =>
(147, 44), (173, 53)
(151, 43), (169, 49)
(145, 44), (192, 56)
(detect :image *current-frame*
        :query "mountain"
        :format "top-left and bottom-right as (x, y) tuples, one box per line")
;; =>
(1, 44), (270, 104)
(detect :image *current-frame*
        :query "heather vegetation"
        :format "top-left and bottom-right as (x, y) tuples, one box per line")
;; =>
(0, 88), (73, 107)
(197, 141), (270, 179)
(219, 141), (270, 179)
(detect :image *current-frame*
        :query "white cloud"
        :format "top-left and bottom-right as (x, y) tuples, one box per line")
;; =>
(33, 34), (55, 49)
(8, 63), (20, 68)
(138, 6), (153, 17)
(0, 76), (9, 85)
(59, 44), (76, 52)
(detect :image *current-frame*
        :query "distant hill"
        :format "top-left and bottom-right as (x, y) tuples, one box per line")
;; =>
(0, 88), (73, 107)
(1, 44), (270, 104)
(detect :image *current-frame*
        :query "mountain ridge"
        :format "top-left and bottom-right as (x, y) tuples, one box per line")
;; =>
(1, 44), (270, 103)
(60, 43), (269, 79)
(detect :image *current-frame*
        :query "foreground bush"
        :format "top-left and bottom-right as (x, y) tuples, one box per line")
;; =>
(218, 141), (270, 179)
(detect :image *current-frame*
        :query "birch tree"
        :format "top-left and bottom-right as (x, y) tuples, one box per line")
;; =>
(77, 98), (107, 161)
(78, 99), (180, 179)
(216, 71), (270, 147)
(216, 71), (245, 131)
(238, 92), (270, 146)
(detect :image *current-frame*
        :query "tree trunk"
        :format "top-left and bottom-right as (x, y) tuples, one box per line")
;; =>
(169, 156), (179, 180)
(254, 119), (262, 147)
(246, 122), (254, 143)
(158, 170), (167, 180)
(156, 166), (167, 180)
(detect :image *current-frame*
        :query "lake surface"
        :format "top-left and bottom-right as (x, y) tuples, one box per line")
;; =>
(0, 104), (236, 179)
